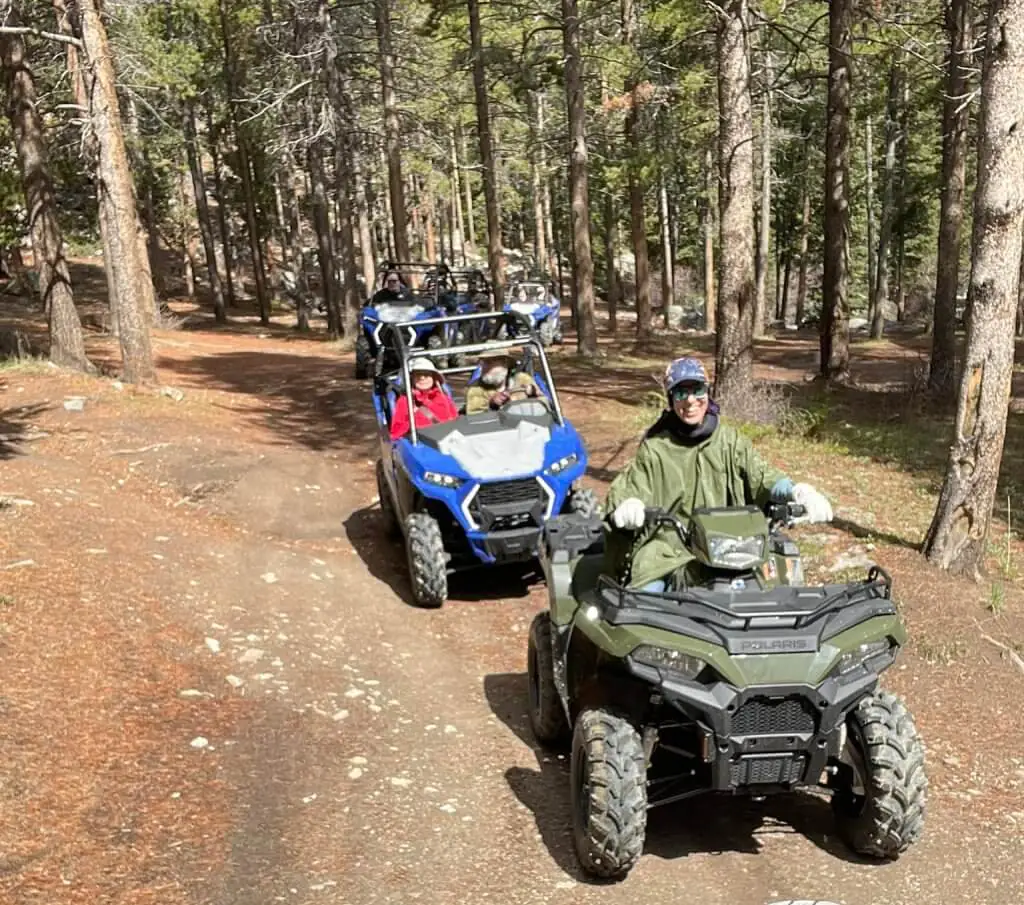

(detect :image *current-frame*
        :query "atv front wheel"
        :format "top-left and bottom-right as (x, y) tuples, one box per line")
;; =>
(527, 613), (568, 747)
(538, 317), (556, 346)
(376, 460), (400, 539)
(404, 512), (448, 608)
(570, 709), (647, 880)
(355, 333), (371, 379)
(566, 487), (598, 519)
(832, 691), (927, 859)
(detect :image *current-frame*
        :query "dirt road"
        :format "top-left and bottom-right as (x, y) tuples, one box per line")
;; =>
(1, 327), (1021, 905)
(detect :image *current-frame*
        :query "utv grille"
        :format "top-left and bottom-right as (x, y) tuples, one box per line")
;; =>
(732, 696), (817, 735)
(475, 478), (544, 508)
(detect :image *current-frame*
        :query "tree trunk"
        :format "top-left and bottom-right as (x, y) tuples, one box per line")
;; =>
(561, 0), (598, 355)
(1018, 230), (1024, 336)
(1, 14), (91, 372)
(930, 0), (973, 393)
(820, 0), (852, 381)
(702, 143), (716, 333)
(659, 170), (674, 327)
(308, 138), (342, 338)
(626, 106), (652, 341)
(77, 0), (154, 383)
(604, 190), (619, 335)
(455, 121), (476, 251)
(375, 0), (409, 262)
(780, 251), (793, 326)
(796, 168), (810, 326)
(865, 114), (877, 312)
(924, 0), (1024, 576)
(217, 0), (269, 322)
(352, 140), (376, 291)
(754, 48), (772, 339)
(206, 109), (237, 307)
(715, 0), (756, 400)
(182, 103), (227, 324)
(321, 0), (362, 333)
(872, 49), (904, 340)
(284, 149), (310, 332)
(529, 92), (548, 273)
(467, 0), (505, 306)
(449, 129), (467, 264)
(121, 93), (160, 321)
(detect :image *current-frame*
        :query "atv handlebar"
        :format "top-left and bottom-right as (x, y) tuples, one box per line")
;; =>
(640, 502), (808, 537)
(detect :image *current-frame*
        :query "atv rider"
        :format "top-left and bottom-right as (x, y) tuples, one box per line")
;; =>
(604, 357), (833, 590)
(465, 349), (541, 414)
(389, 359), (459, 440)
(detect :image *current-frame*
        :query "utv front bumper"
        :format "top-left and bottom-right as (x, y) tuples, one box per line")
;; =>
(625, 656), (884, 792)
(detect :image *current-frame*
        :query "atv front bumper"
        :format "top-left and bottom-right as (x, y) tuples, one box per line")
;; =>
(626, 656), (882, 791)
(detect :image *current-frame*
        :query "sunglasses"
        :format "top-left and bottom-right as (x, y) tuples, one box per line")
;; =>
(671, 383), (708, 401)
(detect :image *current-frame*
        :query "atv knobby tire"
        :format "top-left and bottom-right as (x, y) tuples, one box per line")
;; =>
(376, 460), (400, 538)
(355, 333), (371, 379)
(567, 488), (598, 519)
(405, 512), (448, 608)
(527, 613), (568, 746)
(426, 333), (449, 370)
(571, 708), (647, 880)
(833, 690), (926, 859)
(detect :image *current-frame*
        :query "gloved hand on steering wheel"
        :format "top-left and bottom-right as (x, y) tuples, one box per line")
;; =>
(791, 483), (833, 524)
(611, 497), (646, 531)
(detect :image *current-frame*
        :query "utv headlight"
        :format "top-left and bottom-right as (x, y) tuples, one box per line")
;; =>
(707, 534), (765, 570)
(548, 453), (578, 474)
(631, 645), (707, 681)
(423, 471), (462, 489)
(833, 639), (894, 676)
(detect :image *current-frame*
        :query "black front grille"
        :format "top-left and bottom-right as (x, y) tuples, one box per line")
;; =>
(732, 696), (817, 735)
(476, 479), (543, 508)
(731, 754), (807, 786)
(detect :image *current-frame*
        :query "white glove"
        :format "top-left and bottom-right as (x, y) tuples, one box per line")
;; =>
(792, 483), (833, 524)
(611, 497), (647, 531)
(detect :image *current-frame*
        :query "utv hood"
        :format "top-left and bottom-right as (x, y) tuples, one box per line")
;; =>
(436, 420), (551, 479)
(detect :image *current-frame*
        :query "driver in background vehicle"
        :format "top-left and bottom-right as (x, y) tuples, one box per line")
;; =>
(603, 357), (834, 590)
(389, 359), (459, 440)
(372, 270), (406, 306)
(464, 349), (541, 414)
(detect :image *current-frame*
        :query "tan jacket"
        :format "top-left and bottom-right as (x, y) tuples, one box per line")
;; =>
(465, 372), (539, 414)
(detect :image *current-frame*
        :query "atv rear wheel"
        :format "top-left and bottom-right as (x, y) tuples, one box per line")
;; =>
(566, 487), (598, 519)
(570, 709), (647, 880)
(376, 460), (400, 539)
(832, 691), (926, 859)
(355, 333), (371, 379)
(527, 613), (568, 747)
(405, 512), (448, 608)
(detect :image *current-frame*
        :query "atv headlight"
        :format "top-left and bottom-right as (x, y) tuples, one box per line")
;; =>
(423, 471), (462, 489)
(707, 534), (765, 570)
(548, 453), (578, 475)
(832, 639), (894, 676)
(631, 645), (707, 681)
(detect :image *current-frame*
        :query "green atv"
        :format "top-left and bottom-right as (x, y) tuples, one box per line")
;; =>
(528, 503), (927, 880)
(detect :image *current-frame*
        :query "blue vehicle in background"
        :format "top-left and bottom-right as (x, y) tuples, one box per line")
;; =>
(502, 277), (563, 346)
(373, 310), (595, 608)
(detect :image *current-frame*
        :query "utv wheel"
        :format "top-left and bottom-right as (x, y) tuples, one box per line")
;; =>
(376, 460), (400, 539)
(527, 613), (568, 746)
(538, 318), (556, 346)
(571, 709), (647, 880)
(404, 512), (448, 608)
(832, 691), (927, 859)
(566, 487), (598, 519)
(355, 333), (371, 379)
(426, 333), (449, 370)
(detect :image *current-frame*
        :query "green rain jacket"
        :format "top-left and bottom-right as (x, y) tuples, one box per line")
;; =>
(603, 412), (787, 588)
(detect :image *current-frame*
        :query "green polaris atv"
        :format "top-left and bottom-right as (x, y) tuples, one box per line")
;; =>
(528, 503), (927, 880)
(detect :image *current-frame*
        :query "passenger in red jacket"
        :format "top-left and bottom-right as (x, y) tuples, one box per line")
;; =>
(389, 359), (459, 440)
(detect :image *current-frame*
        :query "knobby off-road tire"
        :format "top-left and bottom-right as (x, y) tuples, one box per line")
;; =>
(570, 708), (647, 880)
(527, 613), (568, 746)
(404, 512), (448, 608)
(376, 460), (400, 539)
(538, 317), (556, 346)
(833, 690), (927, 859)
(426, 333), (450, 370)
(567, 487), (598, 519)
(355, 333), (371, 379)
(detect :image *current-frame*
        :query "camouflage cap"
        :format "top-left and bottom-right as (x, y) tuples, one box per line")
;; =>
(664, 357), (709, 393)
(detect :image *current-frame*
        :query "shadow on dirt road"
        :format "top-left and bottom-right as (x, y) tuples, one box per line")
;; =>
(483, 671), (872, 880)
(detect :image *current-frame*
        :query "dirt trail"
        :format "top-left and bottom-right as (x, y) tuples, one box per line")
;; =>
(1, 327), (1022, 905)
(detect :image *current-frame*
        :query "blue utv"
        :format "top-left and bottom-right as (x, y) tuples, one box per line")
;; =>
(502, 277), (564, 346)
(373, 310), (595, 608)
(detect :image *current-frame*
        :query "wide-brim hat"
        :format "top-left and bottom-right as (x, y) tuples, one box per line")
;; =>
(478, 348), (515, 364)
(409, 358), (445, 383)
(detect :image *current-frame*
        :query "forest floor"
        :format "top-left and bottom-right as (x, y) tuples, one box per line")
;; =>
(1, 258), (1024, 905)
